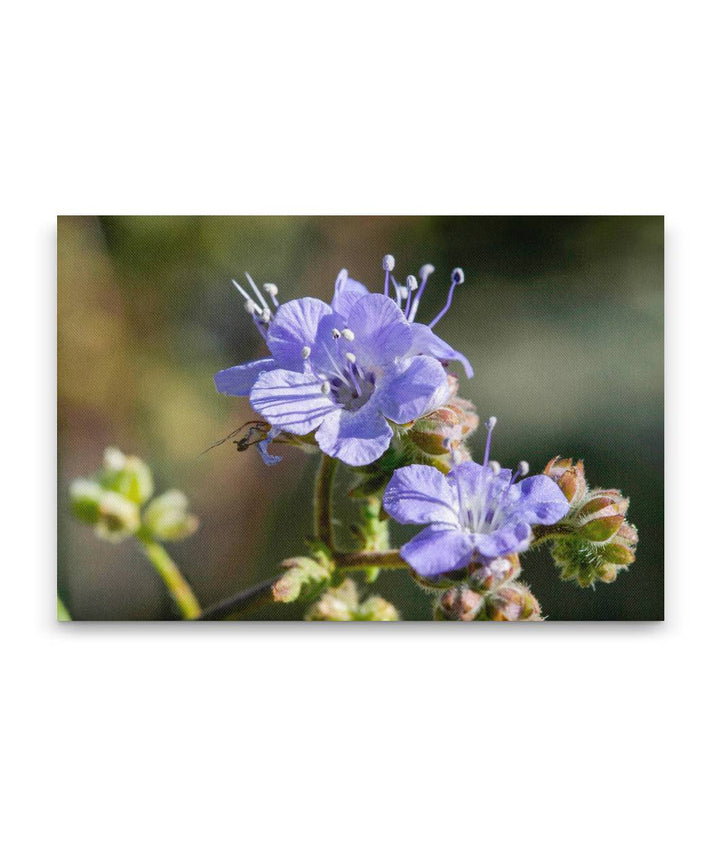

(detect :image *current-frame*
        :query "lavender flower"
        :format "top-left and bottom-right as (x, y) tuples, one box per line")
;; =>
(383, 418), (570, 578)
(215, 258), (473, 466)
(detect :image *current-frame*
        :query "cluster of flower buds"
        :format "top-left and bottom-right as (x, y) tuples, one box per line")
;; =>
(430, 554), (542, 621)
(70, 448), (198, 543)
(405, 375), (479, 473)
(542, 457), (638, 587)
(305, 579), (399, 621)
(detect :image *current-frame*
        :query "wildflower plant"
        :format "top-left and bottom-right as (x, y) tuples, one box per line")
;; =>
(67, 255), (639, 621)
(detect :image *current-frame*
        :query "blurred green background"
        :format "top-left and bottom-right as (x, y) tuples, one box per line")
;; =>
(57, 216), (663, 620)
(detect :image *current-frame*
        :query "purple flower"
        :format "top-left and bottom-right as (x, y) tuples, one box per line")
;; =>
(215, 258), (473, 466)
(383, 418), (570, 578)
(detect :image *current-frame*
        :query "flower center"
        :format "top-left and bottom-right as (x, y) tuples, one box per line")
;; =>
(312, 327), (377, 412)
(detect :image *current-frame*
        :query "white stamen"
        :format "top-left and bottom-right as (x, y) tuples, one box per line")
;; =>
(301, 346), (311, 359)
(320, 381), (331, 394)
(419, 263), (435, 280)
(245, 272), (272, 315)
(261, 308), (271, 323)
(341, 328), (355, 341)
(451, 267), (465, 285)
(345, 352), (356, 363)
(244, 298), (260, 314)
(263, 283), (278, 296)
(332, 328), (341, 339)
(406, 275), (418, 291)
(517, 461), (530, 477)
(382, 254), (395, 272)
(489, 461), (501, 475)
(486, 416), (498, 431)
(398, 286), (408, 300)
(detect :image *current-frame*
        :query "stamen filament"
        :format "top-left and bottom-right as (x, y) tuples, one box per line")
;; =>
(428, 268), (465, 329)
(245, 273), (272, 316)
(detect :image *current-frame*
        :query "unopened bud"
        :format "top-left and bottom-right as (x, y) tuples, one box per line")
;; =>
(543, 457), (587, 505)
(143, 490), (199, 541)
(575, 490), (629, 543)
(468, 554), (520, 593)
(435, 586), (483, 621)
(483, 583), (542, 621)
(95, 490), (142, 542)
(99, 447), (154, 505)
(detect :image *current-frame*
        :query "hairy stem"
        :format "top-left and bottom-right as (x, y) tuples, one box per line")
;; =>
(353, 495), (390, 582)
(314, 454), (339, 550)
(137, 532), (202, 619)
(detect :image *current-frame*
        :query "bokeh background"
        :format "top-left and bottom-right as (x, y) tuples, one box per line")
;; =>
(57, 216), (663, 620)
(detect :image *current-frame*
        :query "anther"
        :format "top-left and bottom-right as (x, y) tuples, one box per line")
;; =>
(341, 328), (355, 341)
(263, 283), (278, 296)
(419, 263), (435, 280)
(486, 416), (498, 431)
(489, 461), (501, 475)
(345, 352), (356, 363)
(332, 328), (341, 339)
(261, 308), (271, 323)
(406, 274), (418, 291)
(301, 346), (311, 359)
(320, 381), (331, 395)
(517, 461), (530, 477)
(397, 285), (408, 300)
(451, 267), (465, 285)
(382, 254), (395, 272)
(244, 299), (260, 314)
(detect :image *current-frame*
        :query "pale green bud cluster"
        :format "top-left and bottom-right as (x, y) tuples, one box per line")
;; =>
(69, 448), (198, 544)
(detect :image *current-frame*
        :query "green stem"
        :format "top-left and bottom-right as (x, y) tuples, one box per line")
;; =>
(57, 596), (72, 621)
(137, 532), (202, 619)
(314, 454), (339, 550)
(356, 495), (390, 582)
(334, 549), (407, 570)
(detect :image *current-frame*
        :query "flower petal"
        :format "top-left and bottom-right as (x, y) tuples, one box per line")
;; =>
(315, 402), (393, 466)
(379, 356), (450, 425)
(266, 298), (333, 371)
(505, 475), (570, 525)
(400, 525), (475, 577)
(384, 465), (458, 525)
(214, 357), (277, 396)
(346, 293), (413, 366)
(249, 368), (338, 436)
(410, 323), (473, 378)
(331, 269), (370, 318)
(471, 521), (533, 560)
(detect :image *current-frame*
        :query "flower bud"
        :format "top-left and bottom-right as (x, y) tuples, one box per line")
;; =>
(435, 586), (484, 621)
(575, 490), (629, 543)
(551, 519), (638, 588)
(99, 447), (154, 505)
(273, 556), (331, 603)
(355, 595), (400, 621)
(143, 490), (199, 541)
(305, 580), (357, 620)
(69, 479), (103, 525)
(483, 583), (542, 621)
(95, 490), (142, 542)
(407, 394), (479, 458)
(468, 554), (521, 593)
(543, 457), (587, 505)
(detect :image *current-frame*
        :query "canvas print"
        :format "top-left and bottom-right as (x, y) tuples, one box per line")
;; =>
(57, 216), (663, 621)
